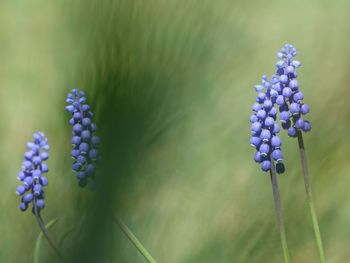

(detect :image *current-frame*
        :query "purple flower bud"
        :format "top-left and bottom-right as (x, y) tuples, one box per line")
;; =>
(289, 79), (298, 90)
(72, 162), (82, 171)
(79, 142), (89, 153)
(82, 104), (90, 112)
(279, 75), (288, 84)
(19, 202), (28, 211)
(254, 152), (262, 163)
(260, 129), (271, 142)
(301, 104), (310, 115)
(36, 199), (45, 209)
(256, 92), (266, 103)
(16, 185), (26, 195)
(295, 118), (305, 129)
(40, 176), (48, 186)
(250, 114), (258, 123)
(269, 107), (277, 117)
(257, 110), (267, 120)
(259, 143), (270, 156)
(86, 164), (95, 175)
(290, 103), (300, 115)
(280, 111), (290, 123)
(272, 149), (283, 161)
(282, 87), (292, 98)
(24, 151), (33, 160)
(303, 121), (312, 132)
(252, 103), (261, 112)
(32, 156), (42, 165)
(33, 184), (43, 196)
(287, 127), (297, 137)
(73, 112), (82, 120)
(69, 118), (75, 125)
(73, 124), (83, 133)
(292, 60), (301, 68)
(32, 170), (42, 179)
(261, 160), (271, 172)
(77, 171), (86, 179)
(264, 117), (274, 128)
(286, 66), (294, 74)
(273, 124), (280, 133)
(71, 149), (80, 158)
(91, 123), (97, 132)
(22, 161), (32, 171)
(77, 155), (86, 164)
(23, 176), (34, 187)
(293, 91), (304, 102)
(23, 193), (34, 203)
(255, 85), (264, 92)
(271, 136), (281, 148)
(91, 136), (100, 145)
(81, 130), (91, 140)
(72, 136), (82, 145)
(65, 105), (75, 112)
(40, 152), (49, 161)
(17, 171), (26, 181)
(276, 95), (285, 106)
(263, 100), (273, 110)
(82, 118), (91, 126)
(41, 163), (49, 173)
(89, 149), (98, 159)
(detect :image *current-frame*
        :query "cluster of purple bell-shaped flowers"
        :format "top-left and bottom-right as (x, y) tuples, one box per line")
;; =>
(65, 89), (100, 187)
(273, 44), (311, 137)
(250, 75), (285, 174)
(16, 132), (49, 212)
(250, 44), (312, 173)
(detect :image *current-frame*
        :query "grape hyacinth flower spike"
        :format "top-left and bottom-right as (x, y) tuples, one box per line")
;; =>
(274, 44), (325, 263)
(15, 132), (65, 262)
(250, 76), (290, 262)
(273, 44), (311, 136)
(65, 88), (100, 188)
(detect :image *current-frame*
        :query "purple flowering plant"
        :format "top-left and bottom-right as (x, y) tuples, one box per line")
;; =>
(65, 88), (100, 188)
(250, 44), (325, 263)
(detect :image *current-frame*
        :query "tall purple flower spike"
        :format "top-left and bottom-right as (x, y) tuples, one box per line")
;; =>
(16, 132), (49, 212)
(65, 88), (100, 188)
(273, 44), (311, 137)
(250, 75), (285, 174)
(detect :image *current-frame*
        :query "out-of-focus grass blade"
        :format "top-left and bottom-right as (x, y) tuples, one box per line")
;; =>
(33, 218), (58, 263)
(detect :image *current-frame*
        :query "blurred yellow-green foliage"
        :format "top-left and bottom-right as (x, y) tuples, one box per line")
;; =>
(1, 0), (350, 262)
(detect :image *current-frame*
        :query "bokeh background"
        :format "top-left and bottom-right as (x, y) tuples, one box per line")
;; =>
(1, 0), (350, 262)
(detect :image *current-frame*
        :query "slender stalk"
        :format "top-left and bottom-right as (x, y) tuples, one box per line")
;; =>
(296, 131), (326, 263)
(270, 160), (290, 263)
(33, 200), (65, 262)
(114, 215), (157, 263)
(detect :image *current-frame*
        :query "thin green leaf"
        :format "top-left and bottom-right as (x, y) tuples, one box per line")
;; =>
(33, 218), (58, 263)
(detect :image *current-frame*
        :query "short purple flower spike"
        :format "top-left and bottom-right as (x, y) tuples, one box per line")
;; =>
(250, 76), (285, 174)
(16, 132), (49, 212)
(273, 44), (312, 136)
(66, 88), (100, 187)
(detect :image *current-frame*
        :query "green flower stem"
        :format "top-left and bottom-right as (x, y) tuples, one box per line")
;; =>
(297, 131), (326, 263)
(270, 160), (290, 263)
(114, 215), (157, 263)
(33, 200), (65, 262)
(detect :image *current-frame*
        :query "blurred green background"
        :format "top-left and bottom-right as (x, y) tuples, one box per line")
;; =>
(1, 0), (350, 262)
